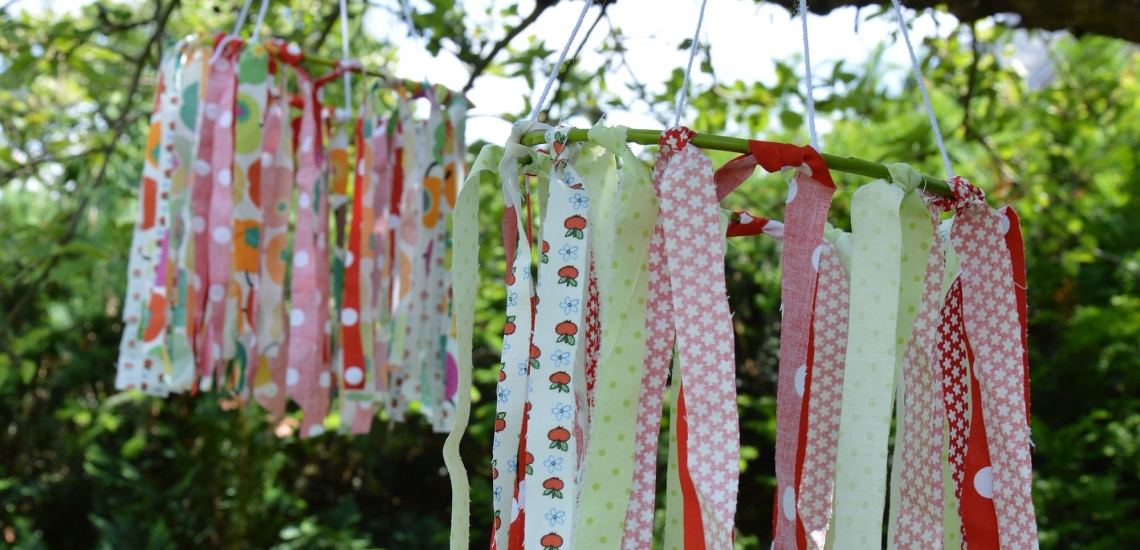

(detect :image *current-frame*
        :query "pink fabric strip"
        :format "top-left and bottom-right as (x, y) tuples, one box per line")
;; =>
(715, 143), (836, 550)
(797, 241), (848, 549)
(620, 131), (689, 548)
(768, 165), (834, 550)
(189, 54), (227, 382)
(202, 49), (239, 390)
(893, 206), (948, 548)
(657, 130), (739, 547)
(941, 176), (1039, 548)
(253, 79), (290, 416)
(369, 124), (392, 405)
(285, 67), (329, 439)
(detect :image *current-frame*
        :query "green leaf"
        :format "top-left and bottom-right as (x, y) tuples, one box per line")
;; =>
(20, 359), (36, 384)
(779, 110), (804, 130)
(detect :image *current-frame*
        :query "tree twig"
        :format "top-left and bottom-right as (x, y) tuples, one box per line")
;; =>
(0, 0), (179, 336)
(462, 0), (556, 93)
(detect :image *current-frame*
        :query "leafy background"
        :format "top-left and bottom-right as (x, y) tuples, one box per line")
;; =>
(1, 0), (1138, 548)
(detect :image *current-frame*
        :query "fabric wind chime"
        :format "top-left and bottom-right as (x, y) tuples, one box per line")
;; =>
(444, 0), (1040, 549)
(114, 20), (469, 438)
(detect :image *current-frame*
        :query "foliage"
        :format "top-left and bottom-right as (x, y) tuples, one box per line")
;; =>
(2, 1), (1139, 548)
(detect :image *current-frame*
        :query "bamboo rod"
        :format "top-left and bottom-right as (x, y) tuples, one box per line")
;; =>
(520, 128), (953, 197)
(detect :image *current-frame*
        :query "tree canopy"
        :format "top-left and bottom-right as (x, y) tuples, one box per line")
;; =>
(2, 1), (1139, 548)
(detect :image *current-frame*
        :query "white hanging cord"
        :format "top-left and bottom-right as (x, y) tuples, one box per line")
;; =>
(527, 0), (593, 122)
(209, 0), (256, 64)
(400, 0), (429, 84)
(799, 0), (819, 151)
(338, 0), (353, 120)
(249, 0), (272, 43)
(672, 0), (709, 129)
(890, 0), (953, 177)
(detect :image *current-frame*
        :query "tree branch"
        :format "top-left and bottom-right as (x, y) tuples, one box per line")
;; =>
(309, 2), (343, 53)
(759, 0), (1140, 44)
(0, 0), (179, 336)
(462, 0), (556, 93)
(958, 22), (980, 133)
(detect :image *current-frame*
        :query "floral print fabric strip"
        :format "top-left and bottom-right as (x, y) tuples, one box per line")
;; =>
(489, 121), (540, 550)
(522, 125), (590, 550)
(167, 44), (208, 394)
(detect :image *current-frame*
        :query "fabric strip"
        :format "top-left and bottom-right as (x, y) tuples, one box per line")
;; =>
(253, 72), (290, 416)
(830, 179), (905, 548)
(657, 132), (739, 548)
(575, 125), (657, 548)
(622, 129), (692, 548)
(943, 176), (1039, 548)
(446, 144), (500, 550)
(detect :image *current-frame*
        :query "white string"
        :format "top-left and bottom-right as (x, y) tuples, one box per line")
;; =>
(338, 0), (353, 119)
(209, 0), (256, 64)
(672, 0), (709, 129)
(527, 0), (592, 122)
(799, 0), (819, 151)
(249, 0), (271, 43)
(400, 0), (428, 83)
(890, 0), (953, 177)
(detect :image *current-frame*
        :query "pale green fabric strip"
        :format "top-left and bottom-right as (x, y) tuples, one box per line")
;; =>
(573, 136), (620, 319)
(831, 180), (905, 549)
(824, 223), (854, 279)
(576, 126), (658, 546)
(938, 216), (962, 547)
(663, 373), (685, 550)
(446, 145), (501, 550)
(885, 186), (936, 549)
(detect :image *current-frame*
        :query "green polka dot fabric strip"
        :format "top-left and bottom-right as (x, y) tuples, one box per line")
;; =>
(575, 125), (658, 547)
(830, 179), (906, 548)
(446, 144), (502, 550)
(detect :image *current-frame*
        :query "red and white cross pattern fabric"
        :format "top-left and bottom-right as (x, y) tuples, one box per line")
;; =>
(934, 176), (1039, 549)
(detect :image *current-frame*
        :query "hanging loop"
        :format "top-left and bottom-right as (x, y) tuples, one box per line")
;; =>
(890, 0), (954, 177)
(672, 0), (709, 129)
(798, 0), (820, 151)
(528, 0), (593, 122)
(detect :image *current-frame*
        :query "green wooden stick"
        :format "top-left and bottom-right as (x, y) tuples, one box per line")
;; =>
(521, 127), (953, 197)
